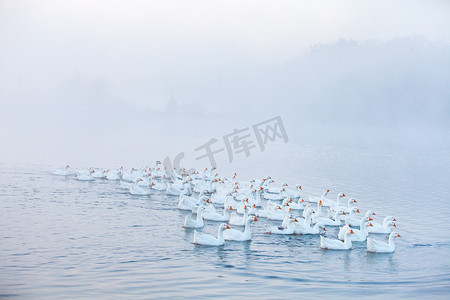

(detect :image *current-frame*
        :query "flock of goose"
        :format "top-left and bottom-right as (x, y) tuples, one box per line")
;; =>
(53, 162), (401, 253)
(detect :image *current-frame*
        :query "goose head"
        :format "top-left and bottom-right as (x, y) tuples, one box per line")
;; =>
(391, 231), (401, 238)
(365, 210), (376, 217)
(350, 207), (360, 214)
(246, 216), (258, 223)
(219, 223), (231, 232)
(385, 220), (397, 228)
(345, 229), (354, 236)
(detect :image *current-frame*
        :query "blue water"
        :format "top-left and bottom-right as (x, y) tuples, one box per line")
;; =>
(1, 145), (449, 298)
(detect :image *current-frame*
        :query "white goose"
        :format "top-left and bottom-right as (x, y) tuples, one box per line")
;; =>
(320, 229), (354, 250)
(223, 216), (258, 241)
(367, 232), (401, 253)
(193, 223), (230, 246)
(368, 216), (397, 234)
(184, 206), (205, 228)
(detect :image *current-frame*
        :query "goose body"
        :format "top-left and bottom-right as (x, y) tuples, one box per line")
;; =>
(367, 232), (401, 253)
(321, 229), (354, 250)
(184, 206), (205, 228)
(224, 216), (258, 241)
(193, 224), (229, 246)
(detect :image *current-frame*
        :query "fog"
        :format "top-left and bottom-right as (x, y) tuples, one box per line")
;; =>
(1, 0), (449, 167)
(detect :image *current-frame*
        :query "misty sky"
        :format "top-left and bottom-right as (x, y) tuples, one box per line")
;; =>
(0, 0), (449, 167)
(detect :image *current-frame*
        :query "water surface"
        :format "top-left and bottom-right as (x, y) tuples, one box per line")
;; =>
(1, 145), (449, 298)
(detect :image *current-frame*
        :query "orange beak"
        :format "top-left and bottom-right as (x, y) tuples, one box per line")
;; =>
(369, 223), (373, 227)
(393, 223), (397, 227)
(342, 212), (346, 215)
(342, 193), (346, 197)
(397, 234), (401, 237)
(323, 227), (326, 231)
(299, 186), (302, 190)
(254, 217), (259, 221)
(326, 189), (330, 192)
(294, 218), (299, 222)
(393, 218), (397, 221)
(350, 230), (354, 234)
(369, 217), (373, 221)
(319, 200), (322, 205)
(244, 205), (247, 209)
(226, 225), (231, 229)
(282, 188), (285, 191)
(229, 206), (233, 210)
(353, 199), (357, 203)
(253, 204), (256, 208)
(357, 209), (360, 213)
